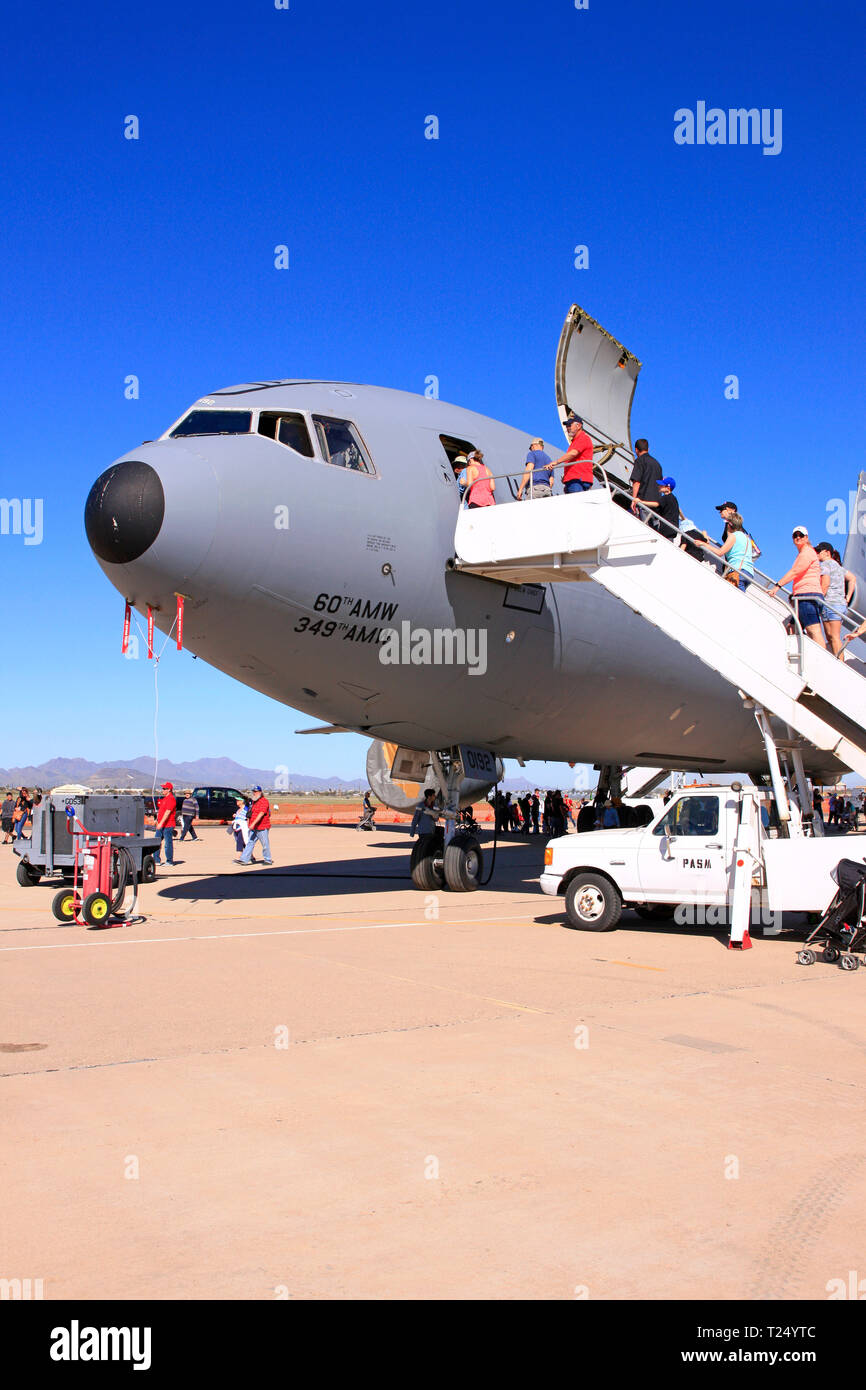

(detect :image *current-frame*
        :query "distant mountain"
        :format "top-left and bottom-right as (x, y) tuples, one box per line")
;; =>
(0, 756), (367, 793)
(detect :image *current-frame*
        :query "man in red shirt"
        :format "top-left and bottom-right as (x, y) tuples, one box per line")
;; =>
(237, 785), (274, 866)
(548, 416), (595, 493)
(153, 781), (177, 865)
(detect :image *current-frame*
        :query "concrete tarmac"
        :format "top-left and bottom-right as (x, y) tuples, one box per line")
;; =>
(1, 823), (864, 1301)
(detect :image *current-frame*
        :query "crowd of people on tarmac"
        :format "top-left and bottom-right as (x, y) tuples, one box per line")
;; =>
(453, 418), (861, 657)
(487, 787), (659, 836)
(147, 782), (274, 867)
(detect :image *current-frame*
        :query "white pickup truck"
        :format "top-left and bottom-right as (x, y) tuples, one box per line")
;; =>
(540, 784), (866, 933)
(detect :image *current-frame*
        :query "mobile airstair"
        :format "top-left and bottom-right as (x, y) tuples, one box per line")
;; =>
(453, 477), (866, 780)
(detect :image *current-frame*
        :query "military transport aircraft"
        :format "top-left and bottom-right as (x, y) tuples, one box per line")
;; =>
(85, 306), (866, 890)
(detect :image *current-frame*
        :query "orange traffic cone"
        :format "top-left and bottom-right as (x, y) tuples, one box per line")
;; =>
(727, 930), (752, 950)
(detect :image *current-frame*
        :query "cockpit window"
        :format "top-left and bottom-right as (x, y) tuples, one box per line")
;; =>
(170, 410), (252, 437)
(312, 416), (375, 475)
(257, 412), (315, 457)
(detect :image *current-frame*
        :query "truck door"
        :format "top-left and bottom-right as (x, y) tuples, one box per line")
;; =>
(638, 793), (729, 904)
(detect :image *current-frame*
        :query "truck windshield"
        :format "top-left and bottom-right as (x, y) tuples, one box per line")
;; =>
(653, 796), (719, 837)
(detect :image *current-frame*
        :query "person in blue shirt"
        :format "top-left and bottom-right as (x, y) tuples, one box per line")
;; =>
(602, 802), (620, 828)
(517, 438), (553, 499)
(410, 789), (440, 837)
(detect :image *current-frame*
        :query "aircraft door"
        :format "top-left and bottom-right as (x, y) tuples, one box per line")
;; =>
(554, 304), (641, 490)
(638, 794), (729, 905)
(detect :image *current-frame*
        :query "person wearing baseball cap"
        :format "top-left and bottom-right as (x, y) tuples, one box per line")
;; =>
(548, 416), (594, 494)
(705, 500), (761, 569)
(769, 527), (827, 647)
(653, 476), (682, 541)
(237, 786), (273, 867)
(517, 436), (553, 500)
(153, 782), (177, 866)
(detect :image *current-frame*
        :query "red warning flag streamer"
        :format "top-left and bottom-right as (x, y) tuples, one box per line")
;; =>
(176, 594), (185, 651)
(121, 601), (131, 655)
(147, 606), (154, 660)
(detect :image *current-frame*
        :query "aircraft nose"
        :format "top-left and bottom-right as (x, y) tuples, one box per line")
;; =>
(85, 460), (165, 564)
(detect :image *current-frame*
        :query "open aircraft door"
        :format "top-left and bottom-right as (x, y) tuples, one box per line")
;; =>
(554, 304), (641, 491)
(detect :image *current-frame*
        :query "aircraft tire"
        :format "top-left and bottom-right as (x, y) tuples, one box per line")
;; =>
(410, 833), (445, 891)
(565, 873), (622, 932)
(443, 834), (482, 892)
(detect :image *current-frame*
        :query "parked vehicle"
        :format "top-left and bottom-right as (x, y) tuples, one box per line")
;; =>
(540, 783), (866, 938)
(190, 787), (247, 822)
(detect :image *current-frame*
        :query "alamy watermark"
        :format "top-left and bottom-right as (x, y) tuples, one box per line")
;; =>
(827, 491), (866, 537)
(674, 103), (782, 156)
(379, 622), (487, 676)
(1, 498), (43, 545)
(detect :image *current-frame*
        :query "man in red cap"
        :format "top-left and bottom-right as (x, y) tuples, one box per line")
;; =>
(153, 781), (177, 865)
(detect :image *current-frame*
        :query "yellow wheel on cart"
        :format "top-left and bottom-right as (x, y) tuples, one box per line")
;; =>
(51, 889), (77, 922)
(82, 892), (111, 927)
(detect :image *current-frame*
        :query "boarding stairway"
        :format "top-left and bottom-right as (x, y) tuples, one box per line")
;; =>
(453, 476), (866, 779)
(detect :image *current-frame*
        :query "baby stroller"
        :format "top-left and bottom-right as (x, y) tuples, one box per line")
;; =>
(357, 799), (377, 831)
(797, 857), (866, 971)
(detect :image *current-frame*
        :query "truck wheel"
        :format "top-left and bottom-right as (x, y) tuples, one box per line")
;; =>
(82, 892), (112, 927)
(141, 855), (157, 883)
(635, 904), (675, 920)
(16, 861), (42, 887)
(410, 833), (445, 891)
(443, 834), (483, 892)
(565, 874), (622, 932)
(51, 889), (77, 923)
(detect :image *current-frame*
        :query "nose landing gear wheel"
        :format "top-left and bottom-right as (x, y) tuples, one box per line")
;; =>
(51, 889), (77, 922)
(82, 892), (112, 927)
(565, 874), (622, 932)
(443, 834), (483, 892)
(410, 831), (445, 891)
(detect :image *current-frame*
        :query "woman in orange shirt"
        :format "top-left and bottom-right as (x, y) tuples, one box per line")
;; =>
(768, 526), (827, 648)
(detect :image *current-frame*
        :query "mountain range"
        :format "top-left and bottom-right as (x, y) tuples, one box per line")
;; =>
(0, 756), (368, 793)
(0, 755), (540, 795)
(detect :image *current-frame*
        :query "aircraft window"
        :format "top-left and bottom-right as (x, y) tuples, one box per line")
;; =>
(312, 416), (375, 475)
(257, 412), (315, 457)
(653, 795), (720, 838)
(170, 410), (252, 437)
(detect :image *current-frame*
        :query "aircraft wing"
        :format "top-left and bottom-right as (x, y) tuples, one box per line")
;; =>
(554, 304), (641, 488)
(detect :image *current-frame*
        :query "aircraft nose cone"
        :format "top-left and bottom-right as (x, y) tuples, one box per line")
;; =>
(85, 460), (165, 564)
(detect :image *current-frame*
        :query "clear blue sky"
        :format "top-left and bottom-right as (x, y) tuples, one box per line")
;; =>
(2, 0), (864, 784)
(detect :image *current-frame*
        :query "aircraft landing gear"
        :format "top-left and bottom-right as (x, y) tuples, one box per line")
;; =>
(443, 832), (482, 892)
(410, 829), (445, 890)
(409, 747), (490, 892)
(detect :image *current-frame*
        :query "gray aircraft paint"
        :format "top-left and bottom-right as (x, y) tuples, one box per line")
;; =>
(87, 381), (840, 777)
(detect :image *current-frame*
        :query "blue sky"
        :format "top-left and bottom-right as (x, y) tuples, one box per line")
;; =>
(2, 0), (864, 783)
